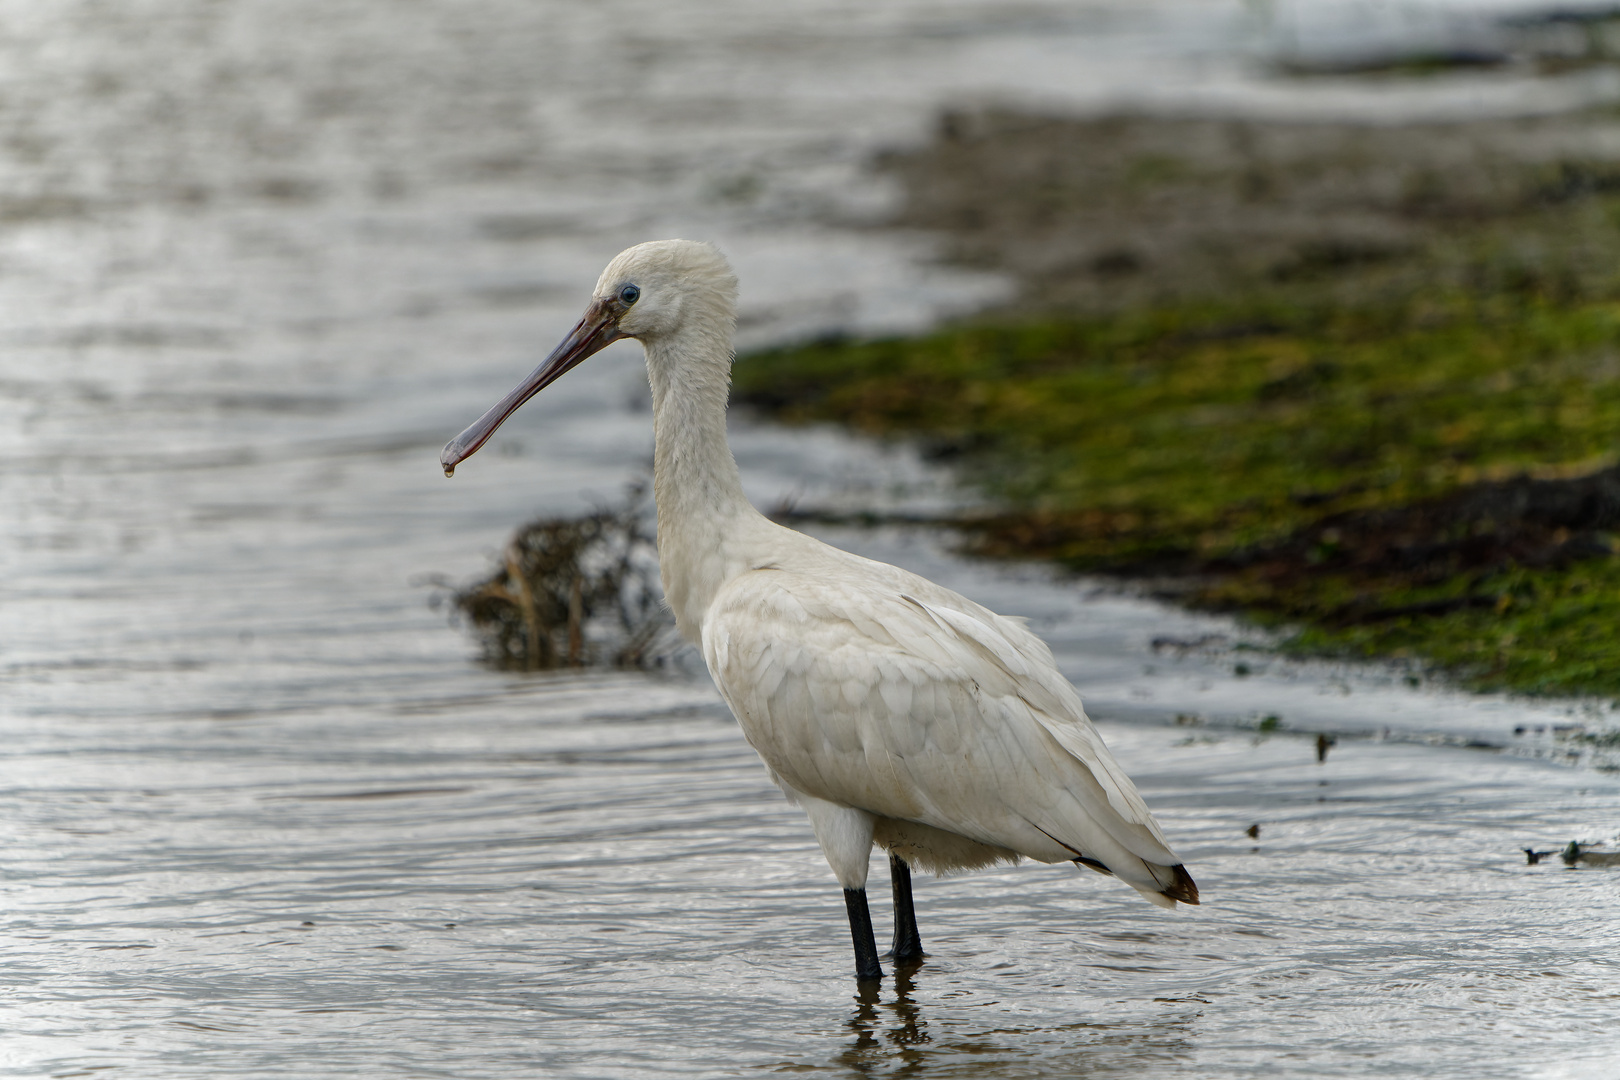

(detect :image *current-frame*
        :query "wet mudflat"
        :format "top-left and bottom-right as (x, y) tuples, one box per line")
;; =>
(5, 2), (1620, 1077)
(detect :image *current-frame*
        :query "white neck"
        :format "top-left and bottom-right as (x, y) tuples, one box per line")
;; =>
(644, 323), (769, 640)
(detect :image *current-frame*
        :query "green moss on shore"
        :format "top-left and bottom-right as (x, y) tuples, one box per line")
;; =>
(1280, 559), (1620, 696)
(734, 293), (1620, 696)
(733, 109), (1620, 697)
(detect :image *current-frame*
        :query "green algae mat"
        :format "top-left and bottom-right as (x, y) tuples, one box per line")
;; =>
(736, 299), (1620, 697)
(734, 111), (1620, 698)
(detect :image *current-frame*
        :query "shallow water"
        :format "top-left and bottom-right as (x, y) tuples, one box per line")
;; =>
(4, 2), (1620, 1077)
(9, 644), (1620, 1079)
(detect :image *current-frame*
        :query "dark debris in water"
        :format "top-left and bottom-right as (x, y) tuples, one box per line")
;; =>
(435, 484), (680, 672)
(1560, 840), (1620, 867)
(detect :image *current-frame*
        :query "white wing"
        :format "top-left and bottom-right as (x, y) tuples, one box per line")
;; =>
(702, 561), (1194, 904)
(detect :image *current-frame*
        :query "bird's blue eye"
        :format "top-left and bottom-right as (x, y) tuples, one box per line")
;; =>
(620, 284), (640, 305)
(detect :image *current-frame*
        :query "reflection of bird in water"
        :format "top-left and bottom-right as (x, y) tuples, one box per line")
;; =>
(844, 963), (928, 1069)
(442, 240), (1199, 981)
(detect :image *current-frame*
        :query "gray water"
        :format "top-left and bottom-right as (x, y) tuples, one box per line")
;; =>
(4, 2), (1620, 1077)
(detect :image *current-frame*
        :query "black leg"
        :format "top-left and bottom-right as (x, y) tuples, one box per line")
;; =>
(843, 887), (884, 981)
(887, 853), (924, 963)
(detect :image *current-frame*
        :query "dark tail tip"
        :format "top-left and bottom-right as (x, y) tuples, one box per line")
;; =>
(1163, 864), (1200, 905)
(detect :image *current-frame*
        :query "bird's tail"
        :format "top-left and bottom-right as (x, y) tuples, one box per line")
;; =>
(1076, 856), (1200, 908)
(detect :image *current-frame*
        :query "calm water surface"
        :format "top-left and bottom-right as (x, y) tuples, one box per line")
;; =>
(3, 2), (1619, 1077)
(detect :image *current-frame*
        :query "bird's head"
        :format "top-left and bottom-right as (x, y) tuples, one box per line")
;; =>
(598, 238), (737, 341)
(440, 239), (736, 476)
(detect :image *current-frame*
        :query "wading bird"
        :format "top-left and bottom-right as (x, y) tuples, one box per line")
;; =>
(441, 240), (1198, 981)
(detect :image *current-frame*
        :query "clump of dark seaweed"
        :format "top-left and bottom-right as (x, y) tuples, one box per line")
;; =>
(438, 484), (679, 671)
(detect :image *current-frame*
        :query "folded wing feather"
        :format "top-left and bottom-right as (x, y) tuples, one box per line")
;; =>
(701, 564), (1186, 900)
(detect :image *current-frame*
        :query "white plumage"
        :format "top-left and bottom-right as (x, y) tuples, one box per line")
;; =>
(442, 239), (1197, 980)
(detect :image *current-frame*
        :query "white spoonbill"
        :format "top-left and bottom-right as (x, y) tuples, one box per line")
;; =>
(441, 240), (1198, 981)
